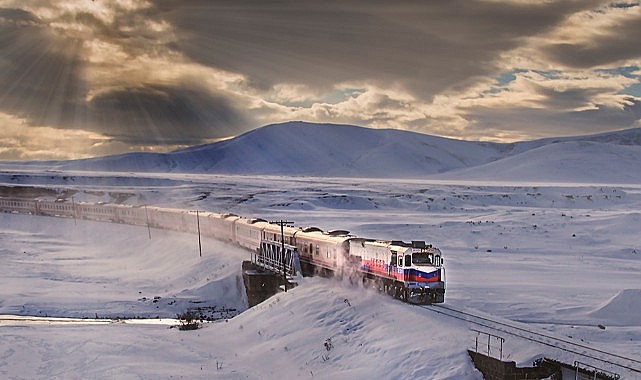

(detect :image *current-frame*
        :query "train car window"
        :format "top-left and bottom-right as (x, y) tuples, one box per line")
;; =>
(391, 253), (397, 267)
(398, 256), (403, 267)
(315, 245), (319, 256)
(405, 254), (412, 266)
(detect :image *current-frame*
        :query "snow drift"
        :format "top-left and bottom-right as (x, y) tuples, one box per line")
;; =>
(436, 140), (641, 184)
(590, 289), (641, 326)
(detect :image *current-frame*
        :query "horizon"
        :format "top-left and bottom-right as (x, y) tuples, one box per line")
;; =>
(1, 1), (641, 161)
(2, 121), (641, 185)
(3, 120), (640, 164)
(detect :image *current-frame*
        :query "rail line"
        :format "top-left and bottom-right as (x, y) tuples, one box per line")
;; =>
(421, 303), (641, 376)
(0, 314), (179, 326)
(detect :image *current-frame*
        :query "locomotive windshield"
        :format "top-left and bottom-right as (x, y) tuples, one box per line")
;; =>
(412, 252), (435, 266)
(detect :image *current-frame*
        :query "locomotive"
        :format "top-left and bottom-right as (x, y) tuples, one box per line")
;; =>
(0, 197), (445, 304)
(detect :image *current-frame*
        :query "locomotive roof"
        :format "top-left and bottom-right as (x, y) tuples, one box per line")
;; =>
(350, 238), (437, 250)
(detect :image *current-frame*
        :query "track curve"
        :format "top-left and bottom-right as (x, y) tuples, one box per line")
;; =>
(420, 303), (641, 376)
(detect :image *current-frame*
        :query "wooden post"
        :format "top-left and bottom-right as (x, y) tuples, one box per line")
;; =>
(71, 196), (77, 225)
(196, 210), (202, 258)
(144, 205), (151, 239)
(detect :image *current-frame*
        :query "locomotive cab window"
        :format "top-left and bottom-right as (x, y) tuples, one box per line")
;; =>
(405, 254), (412, 266)
(412, 252), (434, 265)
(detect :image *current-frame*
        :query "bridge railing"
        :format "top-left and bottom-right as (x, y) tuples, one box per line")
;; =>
(471, 329), (505, 361)
(573, 361), (620, 380)
(253, 240), (302, 279)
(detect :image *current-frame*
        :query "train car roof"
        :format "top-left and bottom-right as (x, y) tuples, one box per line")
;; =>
(351, 238), (430, 250)
(327, 229), (350, 236)
(295, 229), (351, 244)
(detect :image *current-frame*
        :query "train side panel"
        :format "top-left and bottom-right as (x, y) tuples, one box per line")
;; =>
(294, 231), (349, 275)
(36, 200), (75, 218)
(0, 198), (38, 215)
(233, 218), (264, 251)
(199, 212), (237, 241)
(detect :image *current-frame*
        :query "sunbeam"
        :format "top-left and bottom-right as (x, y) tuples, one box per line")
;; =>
(0, 1), (640, 160)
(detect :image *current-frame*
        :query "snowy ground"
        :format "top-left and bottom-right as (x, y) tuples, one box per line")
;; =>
(1, 172), (641, 379)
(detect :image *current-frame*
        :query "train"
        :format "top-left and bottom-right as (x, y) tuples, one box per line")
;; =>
(0, 196), (445, 304)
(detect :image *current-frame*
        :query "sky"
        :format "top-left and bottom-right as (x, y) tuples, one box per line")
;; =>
(1, 0), (641, 161)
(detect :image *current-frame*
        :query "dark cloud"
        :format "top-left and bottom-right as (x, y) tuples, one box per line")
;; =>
(0, 7), (38, 24)
(87, 85), (248, 144)
(151, 0), (600, 97)
(465, 99), (641, 139)
(0, 6), (247, 150)
(531, 84), (611, 111)
(0, 8), (87, 123)
(2, 1), (641, 160)
(540, 2), (641, 68)
(544, 11), (641, 68)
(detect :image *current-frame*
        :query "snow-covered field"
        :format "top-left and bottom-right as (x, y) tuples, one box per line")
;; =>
(1, 172), (641, 379)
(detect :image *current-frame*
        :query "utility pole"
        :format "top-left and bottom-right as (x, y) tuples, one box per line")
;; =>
(144, 205), (151, 239)
(71, 196), (77, 225)
(196, 210), (202, 258)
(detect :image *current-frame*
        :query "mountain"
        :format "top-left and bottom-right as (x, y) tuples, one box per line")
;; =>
(5, 121), (641, 183)
(165, 122), (509, 177)
(436, 140), (641, 184)
(52, 121), (511, 177)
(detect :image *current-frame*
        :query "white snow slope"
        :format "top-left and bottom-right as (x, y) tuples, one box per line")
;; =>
(1, 173), (641, 379)
(4, 121), (641, 183)
(1, 123), (641, 378)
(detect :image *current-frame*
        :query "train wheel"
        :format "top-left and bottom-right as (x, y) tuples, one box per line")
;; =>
(376, 279), (385, 293)
(386, 285), (394, 297)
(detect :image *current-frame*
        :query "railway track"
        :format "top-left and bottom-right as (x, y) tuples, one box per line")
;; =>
(420, 303), (641, 377)
(0, 314), (179, 326)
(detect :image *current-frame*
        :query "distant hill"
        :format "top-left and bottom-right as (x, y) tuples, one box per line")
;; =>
(436, 140), (641, 184)
(164, 122), (510, 177)
(4, 121), (641, 183)
(50, 121), (512, 177)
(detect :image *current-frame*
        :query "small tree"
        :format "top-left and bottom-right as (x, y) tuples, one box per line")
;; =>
(177, 310), (200, 331)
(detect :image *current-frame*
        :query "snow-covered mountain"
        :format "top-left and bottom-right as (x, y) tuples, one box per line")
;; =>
(5, 121), (641, 183)
(48, 121), (508, 177)
(168, 122), (515, 177)
(435, 139), (641, 184)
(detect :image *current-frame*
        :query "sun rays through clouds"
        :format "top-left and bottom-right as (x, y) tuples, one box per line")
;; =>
(1, 1), (640, 159)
